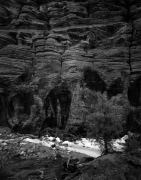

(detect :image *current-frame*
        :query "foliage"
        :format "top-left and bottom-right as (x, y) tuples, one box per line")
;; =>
(85, 91), (128, 154)
(125, 132), (141, 153)
(125, 132), (141, 168)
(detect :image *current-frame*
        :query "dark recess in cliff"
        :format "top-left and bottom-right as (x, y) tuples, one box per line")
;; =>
(107, 78), (124, 98)
(128, 77), (141, 106)
(9, 32), (18, 45)
(39, 83), (71, 134)
(0, 93), (9, 126)
(0, 79), (10, 127)
(83, 69), (106, 92)
(8, 92), (34, 119)
(18, 69), (33, 83)
(127, 109), (141, 133)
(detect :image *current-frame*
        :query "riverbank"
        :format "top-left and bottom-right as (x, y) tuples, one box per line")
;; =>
(0, 127), (141, 180)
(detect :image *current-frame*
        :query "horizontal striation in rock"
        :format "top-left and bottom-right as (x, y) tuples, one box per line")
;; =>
(0, 44), (34, 82)
(130, 1), (141, 82)
(0, 0), (141, 131)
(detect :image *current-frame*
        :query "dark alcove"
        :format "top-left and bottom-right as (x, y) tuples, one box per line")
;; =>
(128, 77), (141, 106)
(8, 92), (33, 119)
(40, 83), (71, 133)
(8, 94), (24, 119)
(127, 109), (141, 133)
(0, 93), (9, 126)
(8, 92), (34, 133)
(83, 69), (106, 92)
(107, 78), (124, 98)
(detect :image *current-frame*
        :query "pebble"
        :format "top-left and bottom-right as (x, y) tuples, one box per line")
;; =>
(56, 137), (61, 143)
(2, 142), (7, 146)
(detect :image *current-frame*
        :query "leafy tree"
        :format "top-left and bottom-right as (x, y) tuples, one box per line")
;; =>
(86, 91), (128, 154)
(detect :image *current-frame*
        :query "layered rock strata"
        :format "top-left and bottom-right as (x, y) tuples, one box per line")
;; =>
(0, 0), (141, 133)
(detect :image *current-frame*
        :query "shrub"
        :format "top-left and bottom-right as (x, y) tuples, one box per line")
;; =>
(125, 132), (141, 153)
(86, 92), (128, 154)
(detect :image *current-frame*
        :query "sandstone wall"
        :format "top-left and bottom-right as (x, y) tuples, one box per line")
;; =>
(0, 0), (141, 134)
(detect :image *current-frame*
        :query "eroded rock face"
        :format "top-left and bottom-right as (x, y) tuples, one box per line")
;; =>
(0, 0), (141, 133)
(40, 82), (71, 131)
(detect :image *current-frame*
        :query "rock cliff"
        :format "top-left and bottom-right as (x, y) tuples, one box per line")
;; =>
(0, 0), (141, 134)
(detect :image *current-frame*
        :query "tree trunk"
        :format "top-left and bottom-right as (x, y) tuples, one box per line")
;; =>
(104, 139), (108, 155)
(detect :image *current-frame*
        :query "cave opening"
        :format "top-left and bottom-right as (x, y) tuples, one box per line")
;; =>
(8, 94), (24, 119)
(0, 93), (9, 126)
(8, 92), (33, 119)
(7, 92), (34, 133)
(83, 69), (106, 92)
(107, 78), (124, 99)
(127, 109), (141, 133)
(40, 83), (71, 133)
(128, 77), (141, 106)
